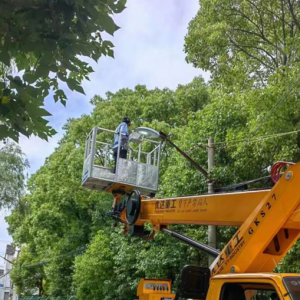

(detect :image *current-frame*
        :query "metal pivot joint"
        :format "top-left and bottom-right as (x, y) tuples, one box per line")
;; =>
(126, 190), (141, 225)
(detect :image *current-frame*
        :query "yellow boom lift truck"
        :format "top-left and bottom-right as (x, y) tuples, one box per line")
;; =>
(82, 126), (300, 300)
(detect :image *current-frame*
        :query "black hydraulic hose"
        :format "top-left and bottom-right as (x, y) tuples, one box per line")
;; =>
(162, 228), (220, 258)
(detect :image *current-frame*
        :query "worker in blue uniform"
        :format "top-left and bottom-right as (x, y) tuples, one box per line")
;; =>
(113, 117), (131, 172)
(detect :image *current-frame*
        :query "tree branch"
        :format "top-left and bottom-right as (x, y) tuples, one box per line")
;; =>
(286, 0), (300, 31)
(232, 41), (279, 68)
(280, 0), (288, 66)
(229, 38), (275, 71)
(230, 7), (283, 54)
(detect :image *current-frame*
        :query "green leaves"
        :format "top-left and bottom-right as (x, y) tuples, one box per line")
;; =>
(0, 125), (9, 140)
(66, 78), (85, 94)
(0, 142), (28, 209)
(0, 0), (126, 141)
(35, 65), (50, 78)
(23, 73), (38, 84)
(0, 81), (5, 90)
(108, 0), (127, 13)
(26, 104), (52, 117)
(9, 76), (300, 298)
(6, 79), (210, 298)
(54, 89), (67, 105)
(0, 73), (57, 141)
(0, 50), (10, 66)
(184, 0), (300, 88)
(101, 14), (120, 36)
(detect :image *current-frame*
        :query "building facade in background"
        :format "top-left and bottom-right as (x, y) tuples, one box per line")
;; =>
(0, 264), (5, 300)
(0, 245), (19, 300)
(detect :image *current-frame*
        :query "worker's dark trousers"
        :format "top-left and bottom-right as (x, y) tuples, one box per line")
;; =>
(113, 147), (127, 173)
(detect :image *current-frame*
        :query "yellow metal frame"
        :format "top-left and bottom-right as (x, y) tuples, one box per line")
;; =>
(120, 190), (300, 230)
(136, 279), (175, 300)
(208, 273), (289, 300)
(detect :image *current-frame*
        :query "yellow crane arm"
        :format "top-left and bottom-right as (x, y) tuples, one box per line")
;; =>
(118, 163), (300, 276)
(211, 162), (300, 275)
(119, 190), (300, 231)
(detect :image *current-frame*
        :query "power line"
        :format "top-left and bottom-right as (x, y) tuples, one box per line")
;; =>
(189, 81), (300, 152)
(250, 80), (300, 138)
(212, 129), (300, 148)
(24, 246), (86, 269)
(0, 269), (11, 279)
(0, 255), (13, 265)
(189, 129), (300, 152)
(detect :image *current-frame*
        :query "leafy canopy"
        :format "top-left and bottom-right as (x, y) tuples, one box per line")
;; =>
(185, 0), (300, 88)
(0, 0), (126, 142)
(0, 141), (28, 209)
(8, 1), (300, 296)
(8, 75), (300, 298)
(7, 78), (210, 298)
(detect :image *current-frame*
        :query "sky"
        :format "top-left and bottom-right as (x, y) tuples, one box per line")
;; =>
(0, 0), (208, 251)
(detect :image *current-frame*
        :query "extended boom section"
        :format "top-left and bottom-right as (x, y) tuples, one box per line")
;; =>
(119, 190), (300, 231)
(211, 163), (300, 275)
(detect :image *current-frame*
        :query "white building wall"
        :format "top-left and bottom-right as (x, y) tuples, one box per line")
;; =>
(0, 267), (5, 300)
(1, 246), (19, 300)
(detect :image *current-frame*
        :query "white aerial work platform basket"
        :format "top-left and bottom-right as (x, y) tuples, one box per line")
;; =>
(82, 127), (162, 196)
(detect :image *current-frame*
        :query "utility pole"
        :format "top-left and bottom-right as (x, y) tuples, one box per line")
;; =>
(208, 137), (216, 265)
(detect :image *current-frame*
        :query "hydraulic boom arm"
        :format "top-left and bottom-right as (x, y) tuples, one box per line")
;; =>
(116, 163), (300, 276)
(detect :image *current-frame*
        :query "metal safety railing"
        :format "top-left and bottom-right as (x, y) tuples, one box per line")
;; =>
(82, 127), (162, 196)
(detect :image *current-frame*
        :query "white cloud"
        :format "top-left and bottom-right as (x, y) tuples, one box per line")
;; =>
(83, 0), (208, 97)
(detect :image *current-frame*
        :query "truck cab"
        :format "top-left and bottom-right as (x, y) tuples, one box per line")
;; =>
(139, 270), (300, 300)
(176, 266), (300, 300)
(208, 273), (299, 300)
